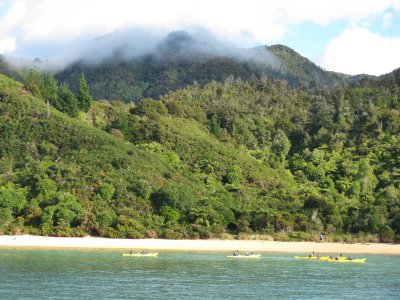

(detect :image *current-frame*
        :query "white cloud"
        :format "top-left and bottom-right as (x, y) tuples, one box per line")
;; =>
(321, 27), (400, 75)
(1, 0), (400, 44)
(0, 37), (15, 53)
(1, 0), (400, 74)
(383, 12), (394, 28)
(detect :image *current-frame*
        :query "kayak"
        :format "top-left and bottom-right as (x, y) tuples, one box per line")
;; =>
(295, 256), (366, 263)
(122, 253), (158, 257)
(227, 254), (261, 258)
(295, 256), (347, 261)
(326, 258), (366, 263)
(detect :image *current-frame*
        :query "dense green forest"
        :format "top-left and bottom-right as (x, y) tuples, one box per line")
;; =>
(54, 32), (349, 102)
(1, 66), (399, 242)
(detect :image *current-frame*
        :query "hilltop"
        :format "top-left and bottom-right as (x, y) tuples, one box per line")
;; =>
(2, 31), (399, 103)
(54, 31), (349, 102)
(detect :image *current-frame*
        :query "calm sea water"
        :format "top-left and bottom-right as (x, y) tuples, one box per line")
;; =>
(0, 248), (399, 299)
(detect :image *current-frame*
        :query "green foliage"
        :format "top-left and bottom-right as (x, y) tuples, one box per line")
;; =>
(41, 74), (59, 106)
(95, 209), (117, 228)
(159, 206), (181, 224)
(379, 224), (395, 242)
(209, 114), (222, 138)
(20, 68), (93, 117)
(98, 183), (115, 201)
(58, 83), (79, 117)
(271, 129), (291, 164)
(130, 179), (152, 199)
(0, 68), (399, 240)
(53, 192), (84, 227)
(0, 182), (27, 214)
(23, 67), (43, 98)
(77, 74), (93, 112)
(133, 98), (168, 119)
(151, 184), (197, 213)
(0, 207), (13, 232)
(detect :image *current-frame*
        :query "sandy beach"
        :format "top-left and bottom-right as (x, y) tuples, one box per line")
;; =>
(0, 235), (399, 254)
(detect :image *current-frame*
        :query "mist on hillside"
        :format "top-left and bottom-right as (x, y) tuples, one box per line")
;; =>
(3, 28), (275, 72)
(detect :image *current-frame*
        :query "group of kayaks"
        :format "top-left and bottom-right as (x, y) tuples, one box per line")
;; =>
(227, 253), (261, 259)
(295, 255), (366, 263)
(121, 252), (366, 263)
(227, 250), (261, 258)
(122, 252), (159, 257)
(121, 251), (261, 258)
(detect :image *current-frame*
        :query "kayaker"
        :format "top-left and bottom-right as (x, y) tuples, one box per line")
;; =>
(141, 250), (147, 255)
(233, 250), (239, 256)
(130, 250), (133, 255)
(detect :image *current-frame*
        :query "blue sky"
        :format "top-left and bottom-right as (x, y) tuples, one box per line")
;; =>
(1, 0), (400, 75)
(278, 20), (350, 62)
(279, 9), (400, 73)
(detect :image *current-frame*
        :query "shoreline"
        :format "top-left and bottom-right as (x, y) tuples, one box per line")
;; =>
(1, 235), (399, 254)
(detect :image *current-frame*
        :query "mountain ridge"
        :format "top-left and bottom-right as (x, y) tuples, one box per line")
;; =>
(4, 30), (397, 102)
(54, 34), (350, 101)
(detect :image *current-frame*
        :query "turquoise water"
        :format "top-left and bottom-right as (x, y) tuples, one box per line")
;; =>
(0, 249), (399, 299)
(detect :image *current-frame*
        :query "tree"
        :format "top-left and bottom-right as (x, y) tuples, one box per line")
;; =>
(77, 74), (93, 112)
(23, 68), (43, 98)
(0, 182), (27, 214)
(53, 192), (84, 227)
(223, 165), (242, 188)
(58, 83), (79, 117)
(356, 158), (378, 199)
(98, 183), (115, 201)
(41, 74), (59, 107)
(379, 224), (394, 242)
(151, 184), (197, 214)
(209, 114), (222, 138)
(132, 98), (168, 119)
(271, 129), (291, 164)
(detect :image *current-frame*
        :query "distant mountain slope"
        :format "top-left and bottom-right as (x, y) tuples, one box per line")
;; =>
(55, 31), (348, 102)
(266, 44), (349, 88)
(378, 67), (400, 86)
(3, 31), (400, 104)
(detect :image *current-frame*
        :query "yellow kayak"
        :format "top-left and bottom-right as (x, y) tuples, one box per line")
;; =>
(295, 256), (347, 261)
(295, 256), (366, 263)
(326, 258), (366, 263)
(227, 254), (261, 258)
(122, 253), (158, 257)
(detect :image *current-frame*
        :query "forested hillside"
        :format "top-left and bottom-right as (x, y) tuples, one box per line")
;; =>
(0, 74), (296, 239)
(1, 70), (399, 242)
(55, 32), (348, 102)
